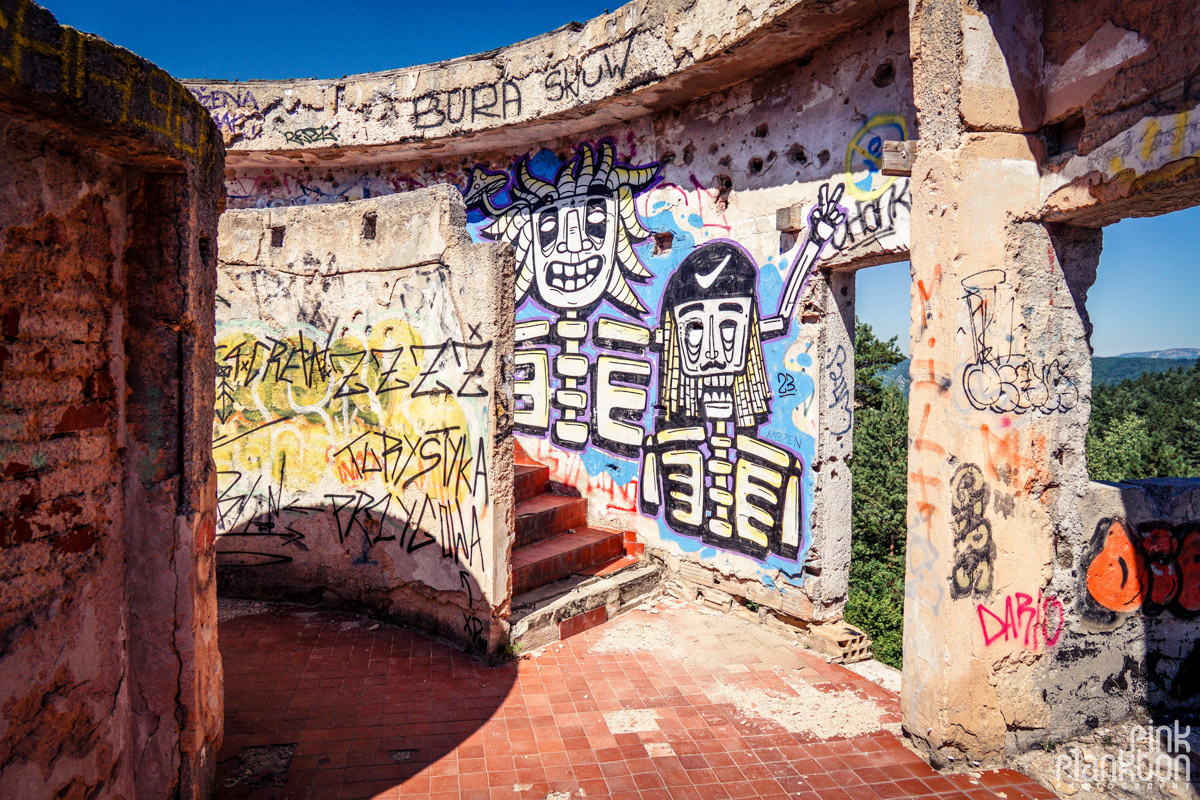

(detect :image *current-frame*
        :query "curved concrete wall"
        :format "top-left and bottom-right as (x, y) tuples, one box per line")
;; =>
(213, 187), (515, 656)
(192, 0), (917, 626)
(0, 1), (224, 796)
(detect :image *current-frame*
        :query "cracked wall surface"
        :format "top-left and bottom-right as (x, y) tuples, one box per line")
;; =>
(213, 187), (516, 656)
(0, 1), (224, 797)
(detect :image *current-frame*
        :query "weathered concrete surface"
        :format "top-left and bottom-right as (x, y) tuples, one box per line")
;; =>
(192, 0), (1200, 771)
(1045, 479), (1200, 733)
(214, 186), (516, 656)
(184, 0), (901, 161)
(904, 0), (1200, 768)
(0, 1), (224, 797)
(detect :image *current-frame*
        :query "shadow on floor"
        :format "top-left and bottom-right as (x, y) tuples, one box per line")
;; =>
(215, 602), (516, 800)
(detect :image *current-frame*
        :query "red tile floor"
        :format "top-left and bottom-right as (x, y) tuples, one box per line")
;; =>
(216, 599), (1055, 800)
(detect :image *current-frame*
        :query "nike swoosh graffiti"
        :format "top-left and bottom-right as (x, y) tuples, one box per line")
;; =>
(696, 254), (731, 290)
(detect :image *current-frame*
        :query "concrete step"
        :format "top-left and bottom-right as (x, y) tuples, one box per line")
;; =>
(510, 559), (664, 651)
(512, 527), (625, 595)
(514, 494), (587, 548)
(515, 463), (549, 505)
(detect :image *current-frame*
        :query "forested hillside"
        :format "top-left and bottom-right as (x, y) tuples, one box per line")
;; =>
(1087, 360), (1200, 481)
(1092, 356), (1199, 385)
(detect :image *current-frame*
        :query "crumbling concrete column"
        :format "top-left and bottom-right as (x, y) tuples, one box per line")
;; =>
(0, 2), (223, 797)
(902, 0), (1100, 764)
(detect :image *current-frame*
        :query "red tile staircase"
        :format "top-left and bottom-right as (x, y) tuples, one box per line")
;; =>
(512, 448), (643, 597)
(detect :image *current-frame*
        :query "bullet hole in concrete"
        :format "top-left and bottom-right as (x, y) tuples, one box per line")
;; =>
(817, 149), (831, 167)
(1044, 114), (1086, 157)
(708, 143), (719, 155)
(683, 143), (695, 166)
(660, 150), (676, 165)
(872, 61), (896, 88)
(653, 231), (674, 255)
(362, 212), (377, 240)
(270, 226), (286, 248)
(843, 97), (850, 104)
(796, 54), (812, 69)
(715, 174), (733, 212)
(787, 144), (810, 165)
(719, 154), (732, 167)
(672, 109), (681, 119)
(749, 157), (764, 174)
(753, 122), (769, 138)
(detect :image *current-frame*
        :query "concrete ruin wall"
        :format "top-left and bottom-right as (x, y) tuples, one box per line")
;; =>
(1048, 479), (1200, 735)
(190, 0), (915, 624)
(189, 0), (1200, 766)
(902, 0), (1200, 765)
(214, 187), (515, 655)
(0, 1), (223, 797)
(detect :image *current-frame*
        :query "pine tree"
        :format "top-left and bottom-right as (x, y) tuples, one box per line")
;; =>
(845, 319), (908, 668)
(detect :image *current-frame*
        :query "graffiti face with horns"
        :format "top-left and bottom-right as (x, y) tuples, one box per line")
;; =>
(465, 142), (660, 318)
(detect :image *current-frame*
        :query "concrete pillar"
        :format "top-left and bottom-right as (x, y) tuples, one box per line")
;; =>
(902, 0), (1101, 764)
(809, 268), (856, 620)
(0, 2), (224, 796)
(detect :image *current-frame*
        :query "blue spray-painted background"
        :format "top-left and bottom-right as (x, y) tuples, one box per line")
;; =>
(465, 146), (818, 587)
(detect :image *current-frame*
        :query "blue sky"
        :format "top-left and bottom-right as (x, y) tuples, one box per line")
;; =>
(857, 206), (1200, 357)
(45, 1), (1199, 359)
(46, 0), (616, 81)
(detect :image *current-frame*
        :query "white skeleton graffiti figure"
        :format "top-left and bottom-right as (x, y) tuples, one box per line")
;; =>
(641, 183), (847, 560)
(465, 143), (660, 452)
(465, 141), (658, 316)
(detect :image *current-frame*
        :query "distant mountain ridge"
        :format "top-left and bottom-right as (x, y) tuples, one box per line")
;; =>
(881, 354), (1199, 393)
(1115, 348), (1200, 359)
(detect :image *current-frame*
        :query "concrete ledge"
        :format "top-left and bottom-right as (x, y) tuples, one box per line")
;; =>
(183, 0), (901, 166)
(510, 560), (664, 651)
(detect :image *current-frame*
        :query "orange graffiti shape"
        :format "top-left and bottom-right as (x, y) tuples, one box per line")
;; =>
(1087, 519), (1147, 613)
(979, 424), (1049, 496)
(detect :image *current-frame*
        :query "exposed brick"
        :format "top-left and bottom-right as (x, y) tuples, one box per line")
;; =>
(53, 404), (111, 434)
(0, 6), (223, 796)
(2, 308), (18, 338)
(53, 526), (98, 554)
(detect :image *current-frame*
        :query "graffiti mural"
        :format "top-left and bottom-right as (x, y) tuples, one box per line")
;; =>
(466, 142), (847, 566)
(977, 590), (1064, 651)
(1083, 517), (1200, 621)
(189, 86), (262, 142)
(467, 142), (658, 454)
(211, 304), (493, 579)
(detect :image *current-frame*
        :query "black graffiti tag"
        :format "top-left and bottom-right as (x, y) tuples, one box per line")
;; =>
(950, 463), (996, 599)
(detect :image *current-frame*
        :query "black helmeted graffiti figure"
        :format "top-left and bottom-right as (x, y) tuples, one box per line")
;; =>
(640, 183), (846, 560)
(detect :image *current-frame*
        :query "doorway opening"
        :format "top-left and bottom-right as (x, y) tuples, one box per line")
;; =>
(844, 259), (911, 668)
